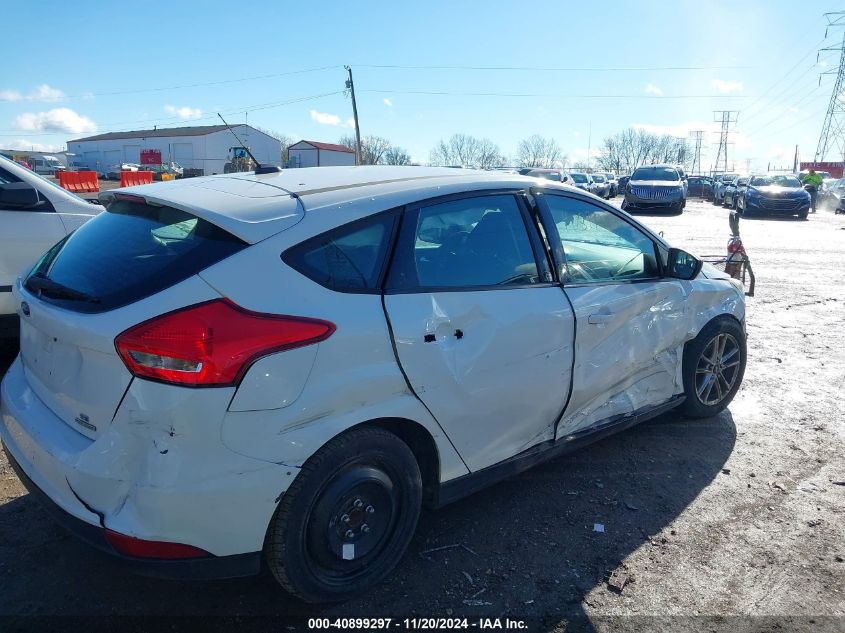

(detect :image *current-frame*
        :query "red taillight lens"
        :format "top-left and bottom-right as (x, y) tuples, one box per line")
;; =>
(104, 529), (210, 559)
(727, 239), (743, 254)
(115, 299), (335, 387)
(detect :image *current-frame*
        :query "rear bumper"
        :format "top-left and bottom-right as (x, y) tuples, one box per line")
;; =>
(1, 355), (299, 571)
(3, 444), (261, 579)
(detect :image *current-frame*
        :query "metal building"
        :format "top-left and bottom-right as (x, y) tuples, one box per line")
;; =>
(288, 140), (357, 167)
(67, 125), (282, 176)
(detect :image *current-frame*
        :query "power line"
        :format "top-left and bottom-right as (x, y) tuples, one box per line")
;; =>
(59, 65), (343, 99)
(360, 89), (749, 100)
(0, 91), (345, 138)
(353, 63), (756, 72)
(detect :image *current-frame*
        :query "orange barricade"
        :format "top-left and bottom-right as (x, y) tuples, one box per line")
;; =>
(58, 171), (99, 193)
(120, 171), (153, 187)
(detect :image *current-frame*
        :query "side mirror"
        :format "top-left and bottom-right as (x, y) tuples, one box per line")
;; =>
(0, 182), (43, 209)
(667, 248), (702, 280)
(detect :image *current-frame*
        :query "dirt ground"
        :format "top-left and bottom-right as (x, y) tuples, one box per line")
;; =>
(0, 197), (843, 632)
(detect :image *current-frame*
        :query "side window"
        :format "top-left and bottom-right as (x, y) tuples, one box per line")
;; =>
(388, 194), (541, 290)
(283, 213), (396, 292)
(543, 196), (659, 284)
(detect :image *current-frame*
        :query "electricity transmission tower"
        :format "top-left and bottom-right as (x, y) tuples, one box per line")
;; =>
(689, 130), (705, 175)
(713, 111), (739, 175)
(815, 12), (845, 164)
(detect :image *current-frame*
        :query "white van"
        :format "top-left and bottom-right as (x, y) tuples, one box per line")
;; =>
(27, 155), (64, 176)
(0, 154), (101, 338)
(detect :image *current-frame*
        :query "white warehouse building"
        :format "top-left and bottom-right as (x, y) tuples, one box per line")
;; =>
(67, 124), (282, 176)
(288, 140), (356, 167)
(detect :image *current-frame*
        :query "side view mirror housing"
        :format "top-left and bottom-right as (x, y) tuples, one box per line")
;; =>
(0, 182), (43, 209)
(667, 247), (702, 280)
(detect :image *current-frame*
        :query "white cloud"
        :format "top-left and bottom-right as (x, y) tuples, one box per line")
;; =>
(383, 98), (393, 107)
(28, 84), (65, 102)
(0, 89), (22, 102)
(6, 138), (64, 152)
(644, 83), (663, 96)
(164, 105), (203, 120)
(15, 108), (97, 134)
(711, 79), (743, 94)
(346, 117), (355, 128)
(310, 109), (343, 126)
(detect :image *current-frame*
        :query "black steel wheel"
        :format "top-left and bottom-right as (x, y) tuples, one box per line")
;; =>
(265, 427), (422, 603)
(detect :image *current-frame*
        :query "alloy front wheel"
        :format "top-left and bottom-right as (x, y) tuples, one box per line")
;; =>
(695, 333), (741, 406)
(679, 317), (746, 418)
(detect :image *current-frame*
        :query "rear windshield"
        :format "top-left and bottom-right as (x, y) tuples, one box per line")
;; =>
(631, 167), (679, 181)
(25, 199), (246, 313)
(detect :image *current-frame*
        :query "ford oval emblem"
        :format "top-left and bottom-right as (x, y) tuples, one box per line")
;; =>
(21, 301), (30, 317)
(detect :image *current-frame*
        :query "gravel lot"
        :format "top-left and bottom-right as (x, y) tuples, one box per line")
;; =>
(1, 197), (843, 631)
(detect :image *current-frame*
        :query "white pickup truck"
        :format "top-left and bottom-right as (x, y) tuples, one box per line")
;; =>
(0, 155), (101, 338)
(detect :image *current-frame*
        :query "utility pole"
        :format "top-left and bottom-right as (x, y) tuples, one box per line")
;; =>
(713, 110), (739, 175)
(689, 130), (705, 175)
(344, 65), (362, 165)
(814, 12), (845, 168)
(793, 144), (799, 173)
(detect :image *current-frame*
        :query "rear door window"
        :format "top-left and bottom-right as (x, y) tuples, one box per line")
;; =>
(283, 213), (397, 292)
(26, 199), (246, 313)
(387, 194), (546, 290)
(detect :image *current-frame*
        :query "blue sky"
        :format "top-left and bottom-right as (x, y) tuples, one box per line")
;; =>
(1, 1), (842, 171)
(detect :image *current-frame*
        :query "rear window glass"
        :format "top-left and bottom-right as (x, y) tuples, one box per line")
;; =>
(283, 213), (396, 292)
(25, 200), (246, 313)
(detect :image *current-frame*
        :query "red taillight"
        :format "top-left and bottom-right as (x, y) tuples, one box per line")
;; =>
(104, 529), (210, 559)
(115, 299), (335, 387)
(727, 239), (743, 254)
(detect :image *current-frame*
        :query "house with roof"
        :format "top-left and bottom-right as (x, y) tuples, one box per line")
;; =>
(68, 124), (282, 176)
(287, 140), (357, 168)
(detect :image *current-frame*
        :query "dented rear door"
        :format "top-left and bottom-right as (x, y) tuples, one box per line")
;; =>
(383, 192), (575, 472)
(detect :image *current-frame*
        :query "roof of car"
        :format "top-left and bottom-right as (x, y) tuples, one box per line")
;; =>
(101, 166), (576, 243)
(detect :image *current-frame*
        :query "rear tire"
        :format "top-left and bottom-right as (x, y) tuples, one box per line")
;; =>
(264, 427), (422, 603)
(678, 317), (746, 419)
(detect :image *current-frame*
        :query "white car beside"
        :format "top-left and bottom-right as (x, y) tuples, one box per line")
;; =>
(0, 154), (101, 339)
(0, 166), (747, 602)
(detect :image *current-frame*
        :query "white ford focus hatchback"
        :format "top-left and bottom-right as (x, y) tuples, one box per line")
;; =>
(0, 166), (746, 602)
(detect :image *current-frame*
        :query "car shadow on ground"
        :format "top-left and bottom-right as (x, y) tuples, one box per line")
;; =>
(0, 406), (736, 630)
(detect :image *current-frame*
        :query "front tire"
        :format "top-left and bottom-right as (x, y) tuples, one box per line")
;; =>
(678, 317), (746, 418)
(265, 427), (422, 603)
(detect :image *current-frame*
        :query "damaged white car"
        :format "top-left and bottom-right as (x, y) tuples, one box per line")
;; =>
(0, 166), (746, 602)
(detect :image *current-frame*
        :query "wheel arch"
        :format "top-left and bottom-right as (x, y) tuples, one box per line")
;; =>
(357, 417), (442, 508)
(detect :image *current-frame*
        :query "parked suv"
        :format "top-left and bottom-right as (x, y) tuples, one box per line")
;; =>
(568, 171), (596, 194)
(621, 164), (686, 213)
(1, 167), (747, 603)
(590, 173), (611, 198)
(712, 173), (739, 205)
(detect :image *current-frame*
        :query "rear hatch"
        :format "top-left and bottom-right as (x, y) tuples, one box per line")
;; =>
(17, 197), (250, 440)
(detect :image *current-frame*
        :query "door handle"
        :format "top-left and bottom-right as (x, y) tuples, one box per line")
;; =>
(587, 312), (615, 325)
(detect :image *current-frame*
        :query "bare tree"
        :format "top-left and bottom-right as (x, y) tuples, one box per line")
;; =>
(429, 134), (503, 168)
(338, 134), (392, 165)
(383, 146), (411, 165)
(254, 126), (295, 165)
(516, 135), (563, 168)
(596, 128), (691, 173)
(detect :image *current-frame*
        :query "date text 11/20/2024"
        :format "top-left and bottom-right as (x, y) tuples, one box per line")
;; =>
(308, 618), (528, 630)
